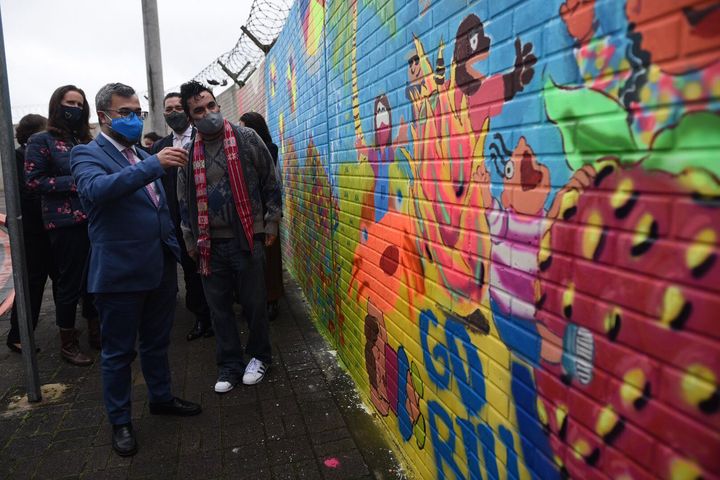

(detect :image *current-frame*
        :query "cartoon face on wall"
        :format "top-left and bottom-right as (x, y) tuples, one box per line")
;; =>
(453, 14), (492, 96)
(559, 0), (597, 45)
(374, 95), (392, 147)
(626, 0), (720, 75)
(488, 135), (550, 215)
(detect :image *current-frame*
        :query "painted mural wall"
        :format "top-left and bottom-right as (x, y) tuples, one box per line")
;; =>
(259, 0), (720, 478)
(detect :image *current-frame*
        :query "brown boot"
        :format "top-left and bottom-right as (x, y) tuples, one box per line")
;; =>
(59, 328), (92, 366)
(87, 317), (102, 350)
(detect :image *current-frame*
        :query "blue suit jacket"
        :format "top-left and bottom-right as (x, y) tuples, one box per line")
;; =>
(70, 134), (180, 294)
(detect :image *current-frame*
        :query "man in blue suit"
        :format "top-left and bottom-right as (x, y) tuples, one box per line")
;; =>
(70, 83), (201, 457)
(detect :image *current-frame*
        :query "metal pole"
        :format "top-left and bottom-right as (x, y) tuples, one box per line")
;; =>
(0, 6), (41, 402)
(141, 0), (166, 135)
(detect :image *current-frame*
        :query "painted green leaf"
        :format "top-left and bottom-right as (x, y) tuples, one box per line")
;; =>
(644, 112), (720, 179)
(544, 81), (641, 170)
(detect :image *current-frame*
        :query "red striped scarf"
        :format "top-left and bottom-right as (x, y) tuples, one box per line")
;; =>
(192, 120), (254, 275)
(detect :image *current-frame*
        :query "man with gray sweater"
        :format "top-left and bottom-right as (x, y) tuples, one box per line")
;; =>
(177, 81), (281, 391)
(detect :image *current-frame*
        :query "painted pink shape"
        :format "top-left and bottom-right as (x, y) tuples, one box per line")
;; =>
(323, 458), (341, 469)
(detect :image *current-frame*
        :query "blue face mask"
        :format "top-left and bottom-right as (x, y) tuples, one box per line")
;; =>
(106, 112), (144, 143)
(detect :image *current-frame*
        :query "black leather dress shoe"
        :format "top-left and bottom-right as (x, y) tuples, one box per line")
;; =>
(112, 423), (137, 456)
(186, 321), (206, 341)
(149, 397), (202, 416)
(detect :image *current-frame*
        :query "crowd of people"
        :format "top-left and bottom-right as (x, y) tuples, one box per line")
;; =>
(8, 81), (284, 457)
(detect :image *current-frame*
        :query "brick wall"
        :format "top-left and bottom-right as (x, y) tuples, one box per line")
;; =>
(262, 0), (720, 478)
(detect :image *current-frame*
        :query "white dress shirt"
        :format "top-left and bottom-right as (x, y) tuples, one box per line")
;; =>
(172, 125), (193, 150)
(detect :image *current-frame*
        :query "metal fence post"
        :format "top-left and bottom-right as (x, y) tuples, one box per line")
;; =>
(0, 5), (42, 402)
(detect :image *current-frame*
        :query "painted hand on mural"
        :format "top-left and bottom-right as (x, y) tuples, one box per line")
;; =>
(503, 38), (537, 100)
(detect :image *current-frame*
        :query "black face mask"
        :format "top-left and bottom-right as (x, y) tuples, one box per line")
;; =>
(61, 106), (83, 128)
(164, 111), (190, 132)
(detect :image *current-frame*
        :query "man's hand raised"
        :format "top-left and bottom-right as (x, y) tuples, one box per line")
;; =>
(156, 147), (188, 169)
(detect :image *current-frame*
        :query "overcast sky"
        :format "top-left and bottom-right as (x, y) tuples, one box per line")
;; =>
(1, 0), (252, 123)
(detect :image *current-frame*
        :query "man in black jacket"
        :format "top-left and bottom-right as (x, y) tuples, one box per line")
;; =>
(152, 92), (212, 341)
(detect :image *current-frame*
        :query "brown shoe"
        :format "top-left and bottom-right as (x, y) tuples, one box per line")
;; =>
(87, 317), (102, 350)
(59, 328), (92, 366)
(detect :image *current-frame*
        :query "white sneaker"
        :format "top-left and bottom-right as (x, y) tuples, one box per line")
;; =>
(243, 358), (268, 385)
(214, 380), (235, 394)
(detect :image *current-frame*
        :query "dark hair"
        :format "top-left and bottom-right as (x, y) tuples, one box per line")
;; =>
(15, 114), (47, 145)
(453, 14), (491, 97)
(618, 26), (651, 126)
(47, 85), (92, 143)
(164, 91), (181, 104)
(95, 83), (136, 126)
(180, 81), (215, 116)
(143, 132), (162, 142)
(240, 111), (273, 145)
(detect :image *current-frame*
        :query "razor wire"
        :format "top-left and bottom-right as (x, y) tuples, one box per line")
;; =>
(193, 0), (295, 87)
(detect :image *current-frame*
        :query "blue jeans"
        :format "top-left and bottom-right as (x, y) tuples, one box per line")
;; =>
(201, 238), (271, 382)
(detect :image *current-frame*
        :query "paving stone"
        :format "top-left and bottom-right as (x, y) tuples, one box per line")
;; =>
(3, 433), (53, 458)
(54, 426), (99, 441)
(4, 455), (39, 479)
(309, 427), (352, 446)
(175, 450), (223, 480)
(47, 434), (95, 452)
(180, 425), (221, 454)
(80, 466), (130, 479)
(34, 447), (92, 478)
(313, 437), (358, 458)
(268, 435), (315, 464)
(295, 459), (324, 480)
(319, 449), (371, 480)
(223, 440), (270, 476)
(282, 414), (308, 438)
(128, 452), (178, 479)
(0, 275), (401, 480)
(59, 407), (105, 430)
(272, 463), (296, 479)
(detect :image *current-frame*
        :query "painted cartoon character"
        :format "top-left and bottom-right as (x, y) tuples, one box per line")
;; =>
(282, 138), (341, 342)
(479, 134), (596, 384)
(452, 14), (536, 133)
(349, 209), (426, 447)
(349, 6), (409, 226)
(535, 158), (720, 479)
(400, 15), (536, 310)
(559, 0), (720, 147)
(352, 92), (408, 224)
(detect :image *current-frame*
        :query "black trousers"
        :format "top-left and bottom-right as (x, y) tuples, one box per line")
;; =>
(179, 237), (210, 323)
(6, 228), (57, 345)
(47, 224), (97, 329)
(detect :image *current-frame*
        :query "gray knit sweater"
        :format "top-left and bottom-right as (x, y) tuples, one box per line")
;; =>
(177, 124), (282, 253)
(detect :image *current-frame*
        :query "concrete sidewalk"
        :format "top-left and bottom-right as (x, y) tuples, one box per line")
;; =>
(0, 273), (406, 479)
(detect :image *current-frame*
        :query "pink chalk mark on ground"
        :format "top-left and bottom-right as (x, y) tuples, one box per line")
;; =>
(323, 457), (341, 469)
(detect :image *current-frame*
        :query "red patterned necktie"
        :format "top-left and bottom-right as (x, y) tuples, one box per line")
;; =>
(122, 148), (159, 207)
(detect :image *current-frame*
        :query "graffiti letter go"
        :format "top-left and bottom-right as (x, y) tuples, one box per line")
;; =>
(420, 310), (486, 417)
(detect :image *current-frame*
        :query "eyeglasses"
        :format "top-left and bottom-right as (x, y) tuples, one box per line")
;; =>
(103, 109), (149, 119)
